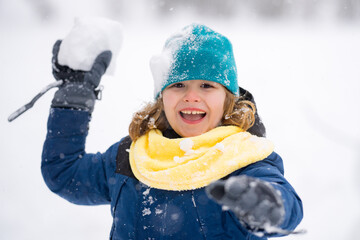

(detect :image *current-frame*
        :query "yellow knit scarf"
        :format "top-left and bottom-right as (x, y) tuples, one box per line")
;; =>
(129, 126), (274, 191)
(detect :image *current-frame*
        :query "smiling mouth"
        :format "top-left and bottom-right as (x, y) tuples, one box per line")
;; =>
(180, 110), (206, 122)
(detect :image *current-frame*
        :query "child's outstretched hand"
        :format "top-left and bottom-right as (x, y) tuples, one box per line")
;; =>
(206, 175), (285, 232)
(51, 40), (112, 113)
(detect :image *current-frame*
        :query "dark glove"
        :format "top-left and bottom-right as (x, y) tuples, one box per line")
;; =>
(51, 40), (112, 113)
(206, 175), (285, 231)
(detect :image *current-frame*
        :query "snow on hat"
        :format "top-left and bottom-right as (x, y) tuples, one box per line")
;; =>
(150, 24), (239, 99)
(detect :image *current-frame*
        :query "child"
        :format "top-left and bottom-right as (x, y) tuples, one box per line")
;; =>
(42, 24), (303, 239)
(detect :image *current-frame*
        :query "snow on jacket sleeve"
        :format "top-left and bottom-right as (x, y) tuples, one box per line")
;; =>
(237, 152), (303, 236)
(41, 108), (119, 205)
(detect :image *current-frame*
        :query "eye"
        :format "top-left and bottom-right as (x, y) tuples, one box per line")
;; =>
(169, 83), (185, 88)
(201, 83), (214, 89)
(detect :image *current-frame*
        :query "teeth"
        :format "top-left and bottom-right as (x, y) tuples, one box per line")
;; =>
(181, 110), (205, 115)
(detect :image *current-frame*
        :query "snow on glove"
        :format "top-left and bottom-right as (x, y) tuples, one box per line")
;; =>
(51, 40), (112, 113)
(206, 175), (285, 232)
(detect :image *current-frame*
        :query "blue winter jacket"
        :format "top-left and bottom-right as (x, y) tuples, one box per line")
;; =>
(41, 108), (303, 240)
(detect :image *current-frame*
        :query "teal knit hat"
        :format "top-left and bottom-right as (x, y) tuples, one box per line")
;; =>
(150, 24), (239, 98)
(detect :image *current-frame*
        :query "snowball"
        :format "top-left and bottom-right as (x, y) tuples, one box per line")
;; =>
(222, 205), (230, 211)
(179, 138), (193, 152)
(58, 17), (123, 75)
(142, 208), (151, 216)
(179, 138), (195, 155)
(147, 117), (156, 128)
(143, 188), (150, 196)
(215, 142), (225, 152)
(155, 208), (163, 215)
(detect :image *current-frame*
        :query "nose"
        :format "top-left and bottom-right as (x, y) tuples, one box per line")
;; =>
(183, 88), (201, 103)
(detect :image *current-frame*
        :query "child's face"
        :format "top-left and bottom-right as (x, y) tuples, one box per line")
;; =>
(162, 80), (226, 137)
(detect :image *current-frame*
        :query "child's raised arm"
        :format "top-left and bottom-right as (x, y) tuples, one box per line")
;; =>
(41, 40), (117, 205)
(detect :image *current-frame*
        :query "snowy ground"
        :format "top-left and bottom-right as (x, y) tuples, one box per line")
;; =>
(1, 1), (360, 240)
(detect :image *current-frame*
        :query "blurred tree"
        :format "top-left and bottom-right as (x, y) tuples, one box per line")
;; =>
(193, 0), (240, 18)
(32, 0), (359, 23)
(153, 0), (184, 16)
(337, 0), (360, 20)
(301, 0), (322, 19)
(27, 0), (54, 21)
(249, 0), (288, 18)
(151, 0), (240, 18)
(104, 0), (140, 22)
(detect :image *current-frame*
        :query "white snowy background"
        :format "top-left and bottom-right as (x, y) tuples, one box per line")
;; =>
(1, 0), (360, 239)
